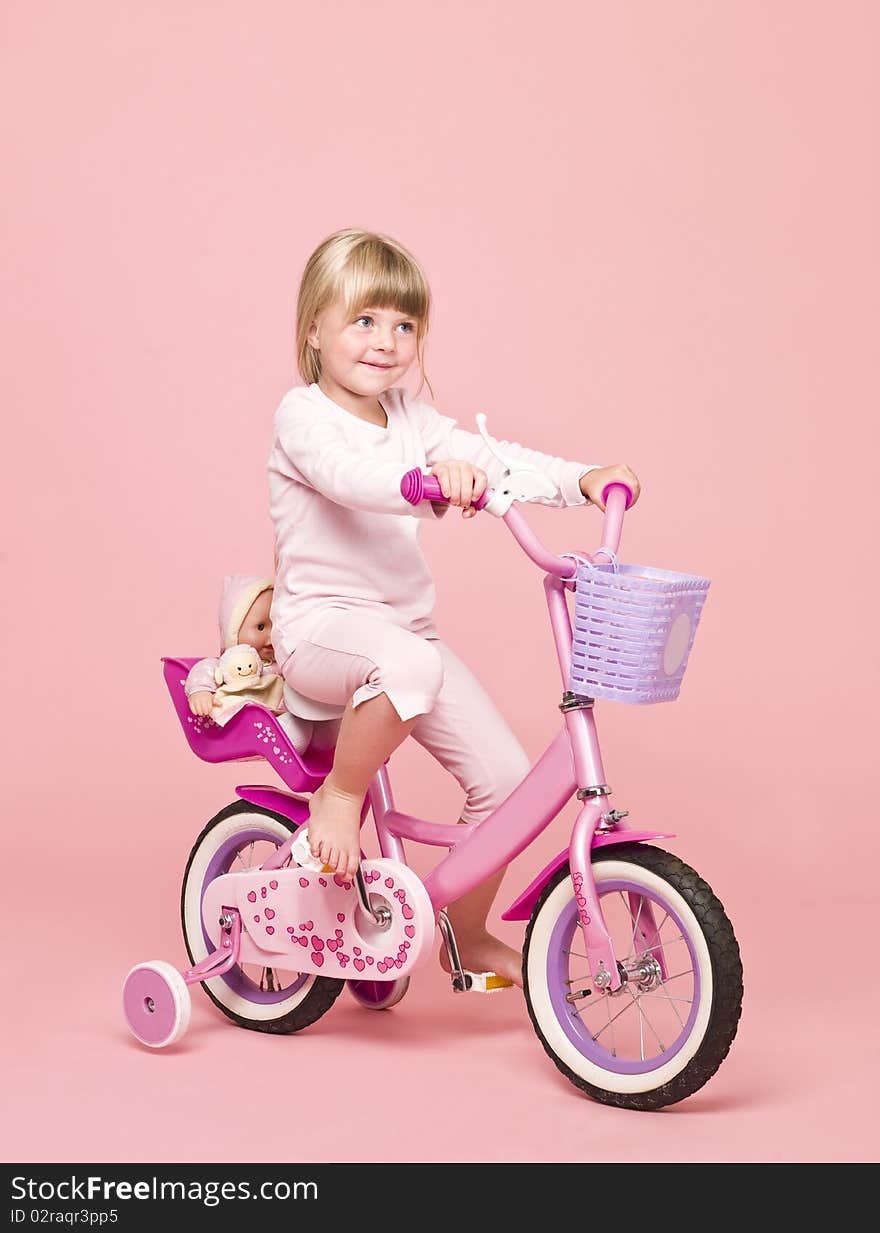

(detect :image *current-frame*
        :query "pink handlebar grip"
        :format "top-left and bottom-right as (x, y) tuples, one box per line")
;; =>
(400, 469), (490, 510)
(601, 481), (634, 510)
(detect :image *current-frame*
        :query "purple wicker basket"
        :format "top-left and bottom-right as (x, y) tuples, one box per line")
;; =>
(569, 560), (711, 705)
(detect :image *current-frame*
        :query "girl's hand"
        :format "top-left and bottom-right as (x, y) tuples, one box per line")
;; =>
(429, 460), (488, 519)
(188, 691), (215, 716)
(580, 464), (641, 512)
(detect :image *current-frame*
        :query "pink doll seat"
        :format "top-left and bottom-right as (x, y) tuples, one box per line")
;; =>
(162, 657), (334, 793)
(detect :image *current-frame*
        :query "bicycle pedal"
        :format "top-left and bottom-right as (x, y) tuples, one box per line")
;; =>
(452, 970), (515, 993)
(290, 827), (341, 875)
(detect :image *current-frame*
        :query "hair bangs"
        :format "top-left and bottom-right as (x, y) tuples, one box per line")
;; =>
(338, 240), (429, 324)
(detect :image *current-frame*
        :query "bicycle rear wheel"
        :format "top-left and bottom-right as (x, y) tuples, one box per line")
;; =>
(181, 800), (345, 1034)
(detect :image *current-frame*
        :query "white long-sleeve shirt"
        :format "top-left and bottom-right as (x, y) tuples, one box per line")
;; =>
(267, 382), (600, 668)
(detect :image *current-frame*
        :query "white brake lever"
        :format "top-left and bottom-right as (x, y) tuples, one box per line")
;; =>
(476, 413), (527, 473)
(476, 413), (559, 516)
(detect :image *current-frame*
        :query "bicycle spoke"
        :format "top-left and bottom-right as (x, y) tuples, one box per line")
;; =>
(616, 891), (636, 962)
(647, 986), (688, 1031)
(589, 994), (638, 1041)
(628, 894), (645, 960)
(640, 909), (670, 950)
(624, 987), (665, 1053)
(235, 840), (256, 870)
(637, 988), (645, 1061)
(662, 969), (694, 983)
(604, 996), (617, 1057)
(642, 933), (687, 953)
(616, 890), (632, 933)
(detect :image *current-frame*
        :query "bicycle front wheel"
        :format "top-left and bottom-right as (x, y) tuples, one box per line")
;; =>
(523, 844), (743, 1111)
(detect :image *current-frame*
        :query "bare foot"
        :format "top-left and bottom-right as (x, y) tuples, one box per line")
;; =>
(306, 782), (362, 882)
(438, 929), (524, 989)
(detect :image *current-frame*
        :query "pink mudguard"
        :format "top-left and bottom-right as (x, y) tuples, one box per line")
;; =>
(202, 858), (434, 980)
(502, 832), (676, 921)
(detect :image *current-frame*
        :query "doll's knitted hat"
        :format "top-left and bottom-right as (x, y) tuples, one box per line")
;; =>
(218, 575), (274, 651)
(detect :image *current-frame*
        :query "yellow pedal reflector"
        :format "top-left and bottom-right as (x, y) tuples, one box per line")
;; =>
(458, 970), (515, 992)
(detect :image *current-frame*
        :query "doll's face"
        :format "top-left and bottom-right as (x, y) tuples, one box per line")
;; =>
(308, 298), (419, 401)
(238, 589), (273, 661)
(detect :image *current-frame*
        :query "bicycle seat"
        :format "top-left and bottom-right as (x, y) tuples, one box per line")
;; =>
(162, 657), (333, 793)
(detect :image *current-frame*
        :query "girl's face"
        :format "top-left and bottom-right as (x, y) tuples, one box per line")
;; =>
(238, 589), (274, 661)
(308, 298), (419, 399)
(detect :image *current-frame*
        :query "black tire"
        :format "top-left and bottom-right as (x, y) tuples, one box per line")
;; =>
(522, 844), (743, 1110)
(180, 799), (345, 1035)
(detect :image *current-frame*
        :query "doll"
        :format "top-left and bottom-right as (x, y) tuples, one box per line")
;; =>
(185, 574), (315, 753)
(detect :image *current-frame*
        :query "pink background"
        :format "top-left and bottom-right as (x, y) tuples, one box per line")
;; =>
(3, 2), (878, 1162)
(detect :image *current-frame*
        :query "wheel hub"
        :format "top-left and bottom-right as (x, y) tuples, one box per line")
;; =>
(632, 953), (663, 993)
(606, 954), (663, 996)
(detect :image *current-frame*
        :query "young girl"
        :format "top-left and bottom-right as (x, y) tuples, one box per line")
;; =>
(268, 229), (640, 987)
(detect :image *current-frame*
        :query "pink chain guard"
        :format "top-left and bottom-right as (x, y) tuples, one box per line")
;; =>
(202, 858), (433, 980)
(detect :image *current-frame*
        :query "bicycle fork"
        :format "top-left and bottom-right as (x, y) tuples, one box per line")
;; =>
(569, 797), (668, 995)
(568, 797), (622, 992)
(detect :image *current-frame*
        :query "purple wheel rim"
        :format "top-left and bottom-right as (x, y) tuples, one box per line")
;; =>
(547, 877), (702, 1075)
(200, 826), (310, 1005)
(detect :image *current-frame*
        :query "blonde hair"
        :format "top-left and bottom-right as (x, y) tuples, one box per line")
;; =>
(296, 229), (433, 398)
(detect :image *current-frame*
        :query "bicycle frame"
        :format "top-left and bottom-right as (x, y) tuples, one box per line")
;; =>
(371, 529), (669, 992)
(245, 492), (674, 994)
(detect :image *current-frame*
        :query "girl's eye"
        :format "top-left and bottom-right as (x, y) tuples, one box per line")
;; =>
(257, 623), (265, 631)
(354, 315), (415, 333)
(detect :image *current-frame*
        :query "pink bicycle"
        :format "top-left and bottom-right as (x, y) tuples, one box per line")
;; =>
(124, 421), (743, 1111)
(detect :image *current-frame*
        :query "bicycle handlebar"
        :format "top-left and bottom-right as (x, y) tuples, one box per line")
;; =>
(399, 469), (492, 511)
(400, 469), (634, 580)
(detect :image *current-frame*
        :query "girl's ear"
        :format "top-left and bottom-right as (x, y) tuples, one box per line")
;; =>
(307, 318), (320, 350)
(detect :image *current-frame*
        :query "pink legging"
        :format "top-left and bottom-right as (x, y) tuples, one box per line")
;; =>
(280, 609), (531, 826)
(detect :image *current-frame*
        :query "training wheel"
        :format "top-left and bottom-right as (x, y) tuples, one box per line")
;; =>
(348, 977), (410, 1010)
(123, 960), (192, 1048)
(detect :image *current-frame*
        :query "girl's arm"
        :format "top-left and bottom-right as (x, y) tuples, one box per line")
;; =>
(273, 402), (430, 516)
(411, 398), (601, 509)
